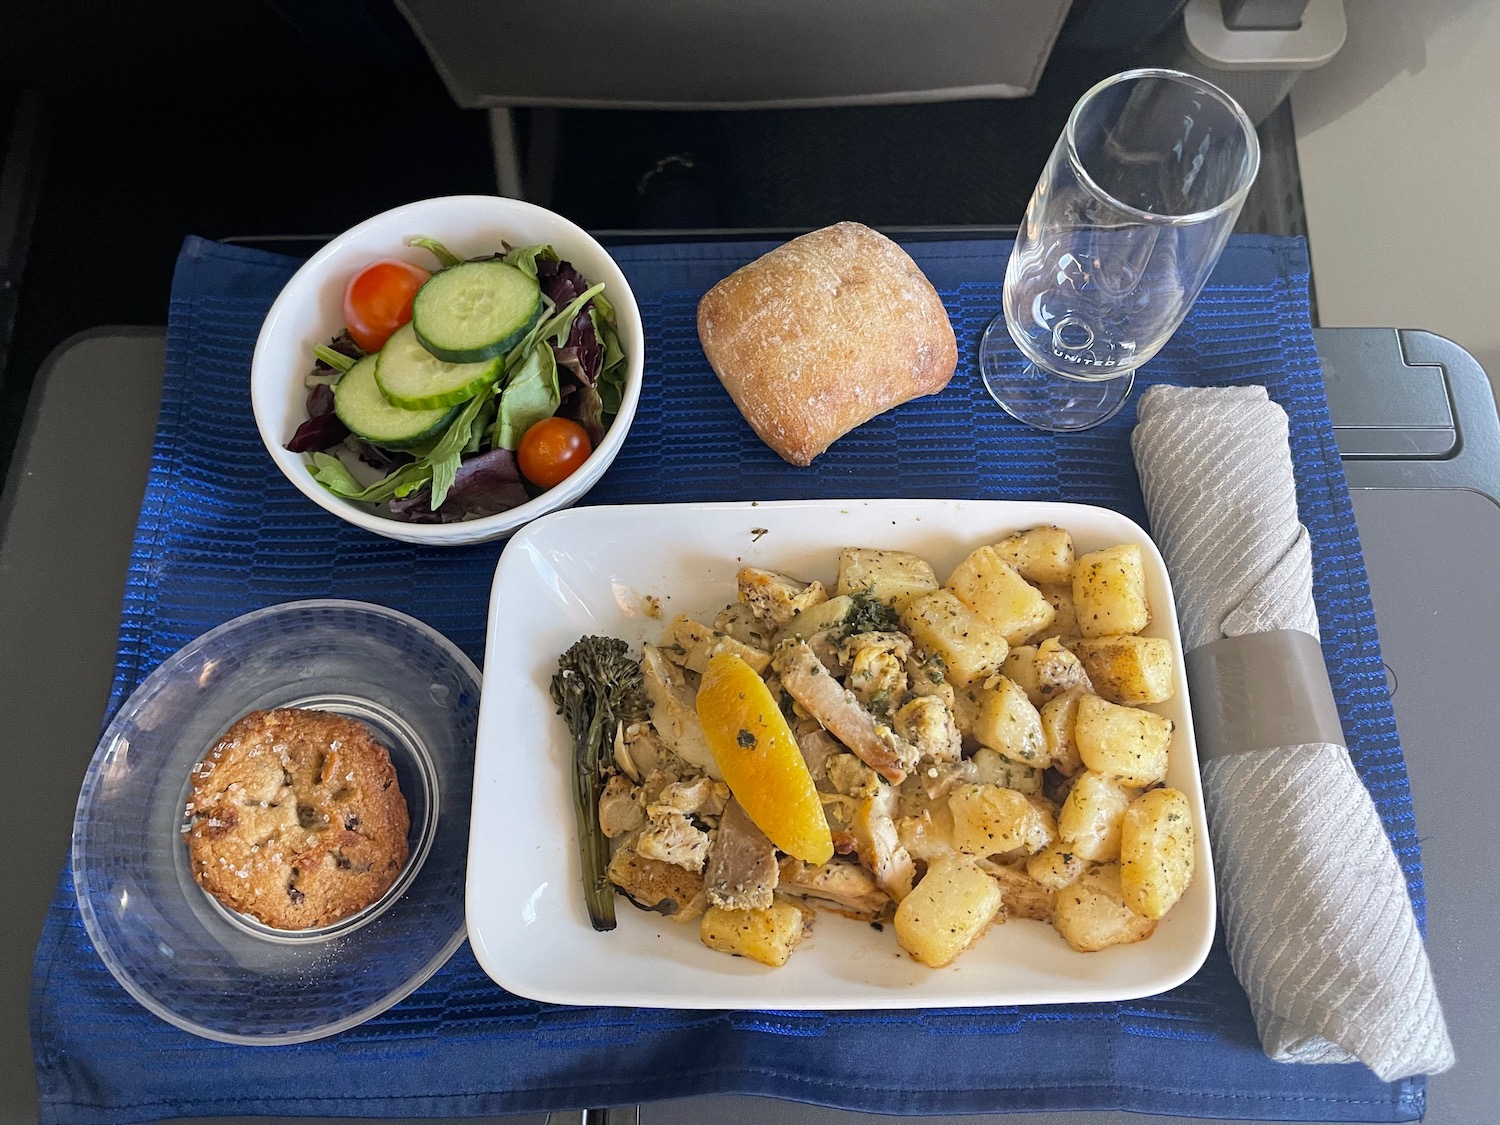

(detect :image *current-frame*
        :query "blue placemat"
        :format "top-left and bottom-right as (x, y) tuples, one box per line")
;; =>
(32, 233), (1425, 1124)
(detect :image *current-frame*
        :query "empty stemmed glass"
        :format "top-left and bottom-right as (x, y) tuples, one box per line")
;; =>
(980, 68), (1260, 432)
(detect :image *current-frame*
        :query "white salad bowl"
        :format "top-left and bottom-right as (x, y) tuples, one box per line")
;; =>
(251, 195), (644, 547)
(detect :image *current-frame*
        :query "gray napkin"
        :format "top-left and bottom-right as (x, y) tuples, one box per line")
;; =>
(1131, 384), (1453, 1081)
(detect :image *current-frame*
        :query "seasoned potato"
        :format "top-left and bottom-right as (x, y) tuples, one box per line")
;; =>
(1073, 635), (1174, 705)
(1074, 694), (1172, 788)
(980, 859), (1056, 921)
(1001, 644), (1045, 706)
(770, 594), (853, 648)
(1039, 689), (1086, 776)
(1057, 770), (1134, 861)
(971, 674), (1048, 766)
(946, 546), (1055, 645)
(991, 525), (1075, 585)
(1052, 862), (1157, 952)
(901, 590), (1010, 685)
(659, 614), (772, 675)
(969, 745), (1042, 795)
(1026, 841), (1087, 890)
(1034, 583), (1080, 643)
(836, 547), (939, 611)
(1072, 544), (1150, 638)
(1120, 788), (1195, 919)
(949, 784), (1056, 857)
(700, 902), (806, 967)
(894, 858), (1003, 967)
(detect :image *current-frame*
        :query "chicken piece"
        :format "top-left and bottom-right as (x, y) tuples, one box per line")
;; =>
(897, 804), (958, 865)
(737, 567), (830, 630)
(893, 694), (962, 764)
(824, 752), (884, 800)
(1034, 637), (1093, 702)
(796, 728), (843, 789)
(778, 858), (891, 921)
(839, 631), (912, 710)
(613, 720), (664, 782)
(839, 780), (917, 901)
(658, 614), (772, 676)
(608, 838), (705, 921)
(712, 601), (777, 651)
(911, 758), (980, 802)
(705, 799), (779, 911)
(658, 776), (729, 820)
(640, 644), (723, 780)
(636, 806), (711, 872)
(773, 640), (920, 783)
(598, 773), (644, 839)
(977, 857), (1057, 922)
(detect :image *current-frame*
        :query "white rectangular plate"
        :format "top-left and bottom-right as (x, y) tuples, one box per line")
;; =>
(468, 498), (1215, 1010)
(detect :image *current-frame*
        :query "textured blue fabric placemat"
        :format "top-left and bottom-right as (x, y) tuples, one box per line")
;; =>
(32, 234), (1425, 1124)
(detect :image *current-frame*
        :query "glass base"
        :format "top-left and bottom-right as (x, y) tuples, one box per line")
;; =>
(979, 315), (1135, 433)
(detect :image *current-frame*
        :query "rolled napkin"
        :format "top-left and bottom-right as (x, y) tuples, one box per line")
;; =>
(1131, 384), (1454, 1081)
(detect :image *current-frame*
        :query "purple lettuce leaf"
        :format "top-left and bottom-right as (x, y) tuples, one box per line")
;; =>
(285, 383), (349, 452)
(386, 447), (531, 523)
(559, 382), (606, 448)
(535, 257), (590, 309)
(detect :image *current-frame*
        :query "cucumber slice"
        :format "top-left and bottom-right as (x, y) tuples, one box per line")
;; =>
(375, 322), (502, 410)
(411, 259), (544, 362)
(333, 354), (457, 447)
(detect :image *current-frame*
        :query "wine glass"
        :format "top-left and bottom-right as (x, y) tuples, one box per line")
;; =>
(980, 68), (1260, 432)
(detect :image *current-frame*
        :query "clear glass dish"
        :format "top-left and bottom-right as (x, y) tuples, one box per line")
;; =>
(71, 600), (480, 1044)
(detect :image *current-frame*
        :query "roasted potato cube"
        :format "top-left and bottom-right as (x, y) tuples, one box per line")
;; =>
(1001, 644), (1044, 705)
(1074, 695), (1173, 787)
(1026, 841), (1087, 890)
(1073, 635), (1175, 705)
(949, 784), (1056, 857)
(659, 614), (772, 676)
(1040, 689), (1086, 776)
(991, 525), (1075, 585)
(700, 902), (806, 967)
(894, 858), (1003, 967)
(770, 594), (853, 648)
(1035, 583), (1080, 643)
(971, 674), (1048, 765)
(980, 858), (1057, 921)
(1120, 788), (1196, 919)
(1072, 544), (1150, 638)
(1052, 862), (1157, 952)
(946, 546), (1056, 644)
(1057, 770), (1135, 861)
(836, 547), (939, 611)
(900, 590), (1009, 685)
(969, 746), (1042, 795)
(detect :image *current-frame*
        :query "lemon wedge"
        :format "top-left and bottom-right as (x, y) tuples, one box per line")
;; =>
(696, 652), (833, 863)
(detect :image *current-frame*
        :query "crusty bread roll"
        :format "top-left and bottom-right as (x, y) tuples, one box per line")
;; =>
(697, 222), (957, 466)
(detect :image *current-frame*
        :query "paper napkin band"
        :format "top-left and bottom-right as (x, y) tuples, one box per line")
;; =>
(1185, 630), (1347, 762)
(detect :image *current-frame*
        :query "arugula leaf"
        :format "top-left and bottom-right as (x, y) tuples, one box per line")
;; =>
(503, 243), (560, 279)
(494, 342), (561, 450)
(406, 236), (462, 269)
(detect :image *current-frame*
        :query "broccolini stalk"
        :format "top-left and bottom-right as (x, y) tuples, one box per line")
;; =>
(550, 636), (650, 931)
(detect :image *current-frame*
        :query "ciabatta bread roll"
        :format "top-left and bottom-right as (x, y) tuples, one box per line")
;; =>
(697, 222), (957, 466)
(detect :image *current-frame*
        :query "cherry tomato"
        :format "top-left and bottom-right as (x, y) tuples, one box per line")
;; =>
(342, 259), (431, 353)
(518, 417), (592, 488)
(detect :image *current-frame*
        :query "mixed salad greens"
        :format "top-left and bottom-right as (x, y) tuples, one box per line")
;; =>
(286, 237), (628, 523)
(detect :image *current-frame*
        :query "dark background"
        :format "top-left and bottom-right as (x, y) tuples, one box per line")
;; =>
(0, 0), (1301, 486)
